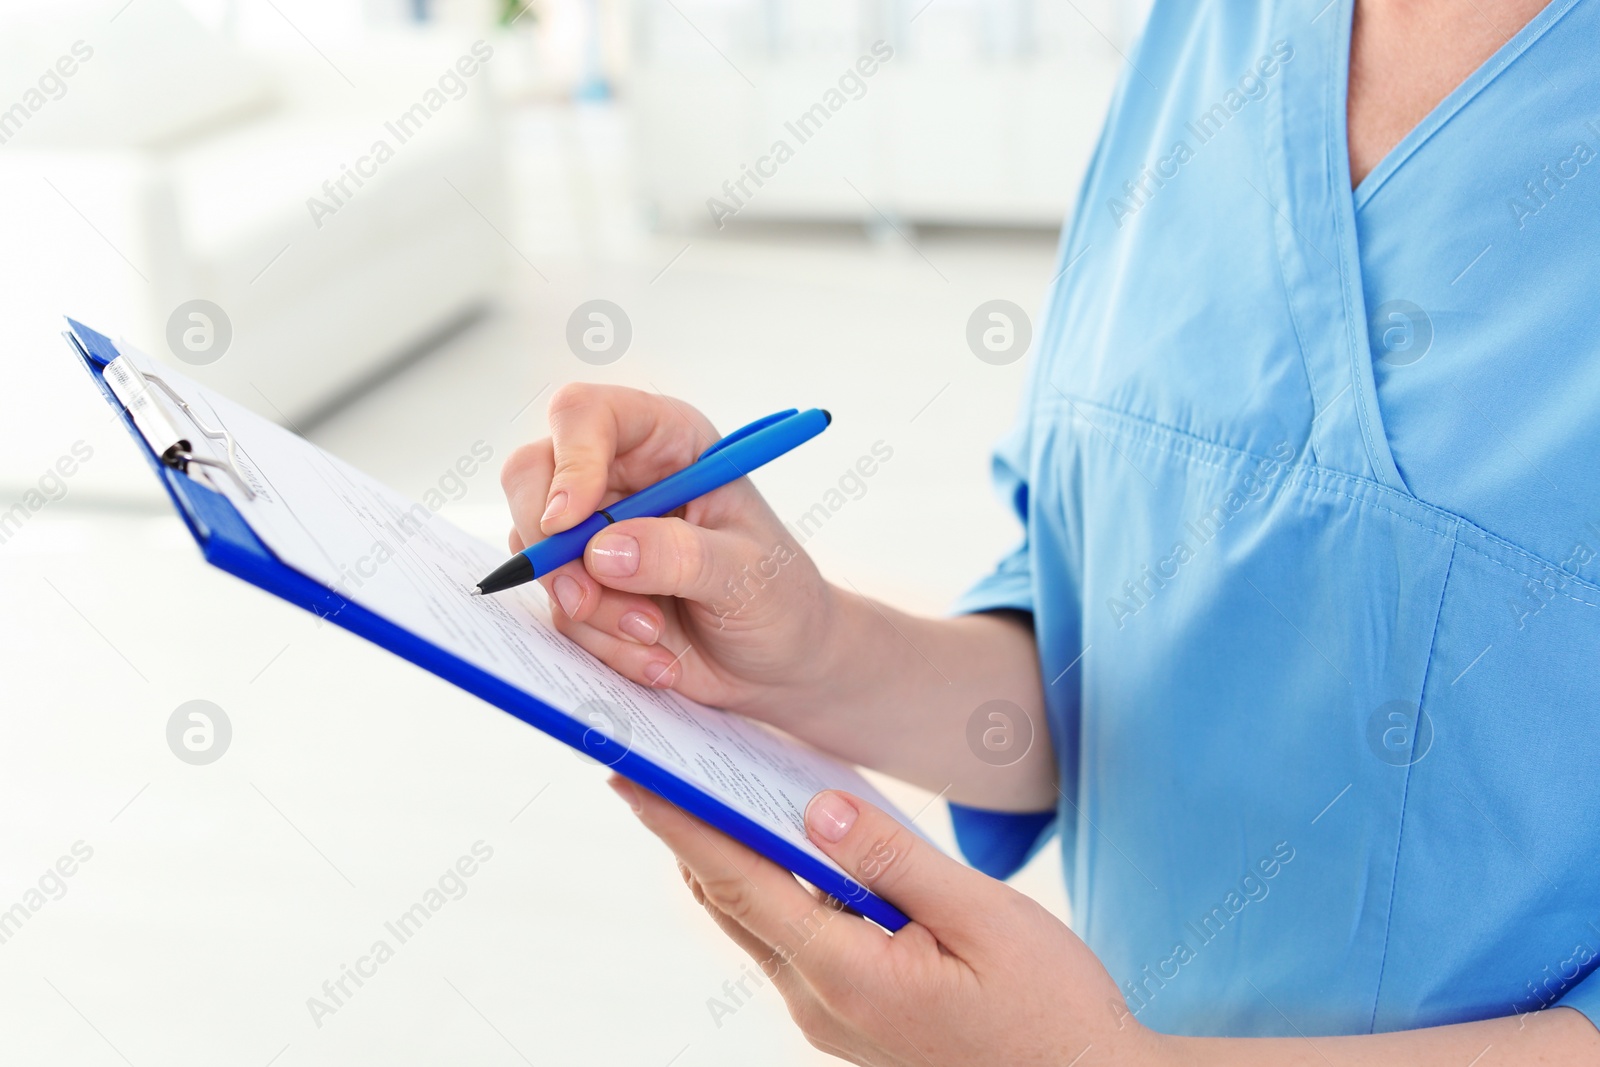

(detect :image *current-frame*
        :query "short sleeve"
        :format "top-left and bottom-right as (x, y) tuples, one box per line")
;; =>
(950, 538), (1034, 617)
(947, 803), (1056, 880)
(952, 394), (1037, 618)
(1556, 968), (1600, 1030)
(947, 376), (1059, 881)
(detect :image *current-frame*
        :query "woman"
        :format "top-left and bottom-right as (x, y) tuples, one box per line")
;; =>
(502, 0), (1600, 1060)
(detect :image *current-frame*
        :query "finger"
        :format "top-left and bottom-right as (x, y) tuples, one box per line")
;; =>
(805, 883), (850, 913)
(675, 863), (842, 1027)
(543, 384), (717, 535)
(548, 610), (686, 687)
(584, 516), (764, 606)
(542, 563), (665, 646)
(508, 526), (526, 553)
(668, 862), (853, 1060)
(501, 439), (555, 550)
(675, 858), (774, 957)
(804, 791), (1002, 956)
(611, 777), (876, 972)
(575, 588), (668, 647)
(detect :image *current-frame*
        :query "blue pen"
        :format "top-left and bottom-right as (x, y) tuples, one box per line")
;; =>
(472, 407), (832, 596)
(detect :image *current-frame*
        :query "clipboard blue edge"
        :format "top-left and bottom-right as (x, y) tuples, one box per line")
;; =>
(65, 319), (909, 933)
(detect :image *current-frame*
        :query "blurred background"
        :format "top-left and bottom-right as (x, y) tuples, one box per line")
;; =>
(0, 0), (1147, 1062)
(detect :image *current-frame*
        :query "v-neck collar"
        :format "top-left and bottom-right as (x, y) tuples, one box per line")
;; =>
(1265, 0), (1581, 494)
(1346, 0), (1582, 211)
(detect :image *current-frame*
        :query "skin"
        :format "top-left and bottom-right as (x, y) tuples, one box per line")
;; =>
(503, 2), (1598, 1060)
(500, 386), (1054, 811)
(1346, 0), (1554, 184)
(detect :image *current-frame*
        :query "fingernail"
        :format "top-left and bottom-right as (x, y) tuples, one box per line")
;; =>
(542, 490), (568, 526)
(805, 792), (857, 843)
(619, 611), (660, 645)
(589, 533), (639, 578)
(553, 574), (583, 618)
(607, 776), (642, 813)
(642, 659), (677, 687)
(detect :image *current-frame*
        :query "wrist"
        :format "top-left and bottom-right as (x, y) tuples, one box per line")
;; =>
(726, 578), (882, 724)
(1139, 1029), (1185, 1066)
(809, 582), (882, 698)
(1101, 1014), (1181, 1067)
(759, 579), (871, 718)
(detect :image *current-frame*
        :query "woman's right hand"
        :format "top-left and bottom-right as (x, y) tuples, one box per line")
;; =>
(503, 383), (1054, 811)
(500, 384), (839, 718)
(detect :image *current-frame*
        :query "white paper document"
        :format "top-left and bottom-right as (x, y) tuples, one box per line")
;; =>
(107, 343), (919, 878)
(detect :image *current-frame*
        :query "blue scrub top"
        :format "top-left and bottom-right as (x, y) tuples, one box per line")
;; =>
(952, 0), (1600, 1038)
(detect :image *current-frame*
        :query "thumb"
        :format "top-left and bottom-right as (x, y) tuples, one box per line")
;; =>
(804, 790), (998, 951)
(583, 516), (764, 605)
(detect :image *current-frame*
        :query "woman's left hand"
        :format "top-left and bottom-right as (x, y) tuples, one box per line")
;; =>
(607, 776), (1164, 1066)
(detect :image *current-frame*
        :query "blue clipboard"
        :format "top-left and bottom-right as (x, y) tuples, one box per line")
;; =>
(65, 318), (910, 932)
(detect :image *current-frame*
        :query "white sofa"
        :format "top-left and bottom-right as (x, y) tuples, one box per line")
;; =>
(0, 0), (510, 500)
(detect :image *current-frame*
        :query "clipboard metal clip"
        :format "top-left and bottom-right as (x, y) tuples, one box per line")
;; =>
(144, 369), (256, 500)
(98, 350), (256, 500)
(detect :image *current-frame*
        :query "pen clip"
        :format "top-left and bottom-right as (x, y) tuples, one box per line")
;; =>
(698, 408), (800, 460)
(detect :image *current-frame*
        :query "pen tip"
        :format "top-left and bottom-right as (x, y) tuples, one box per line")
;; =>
(821, 409), (832, 425)
(470, 586), (482, 596)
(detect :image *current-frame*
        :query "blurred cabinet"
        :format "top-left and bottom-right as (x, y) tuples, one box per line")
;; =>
(626, 0), (1147, 229)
